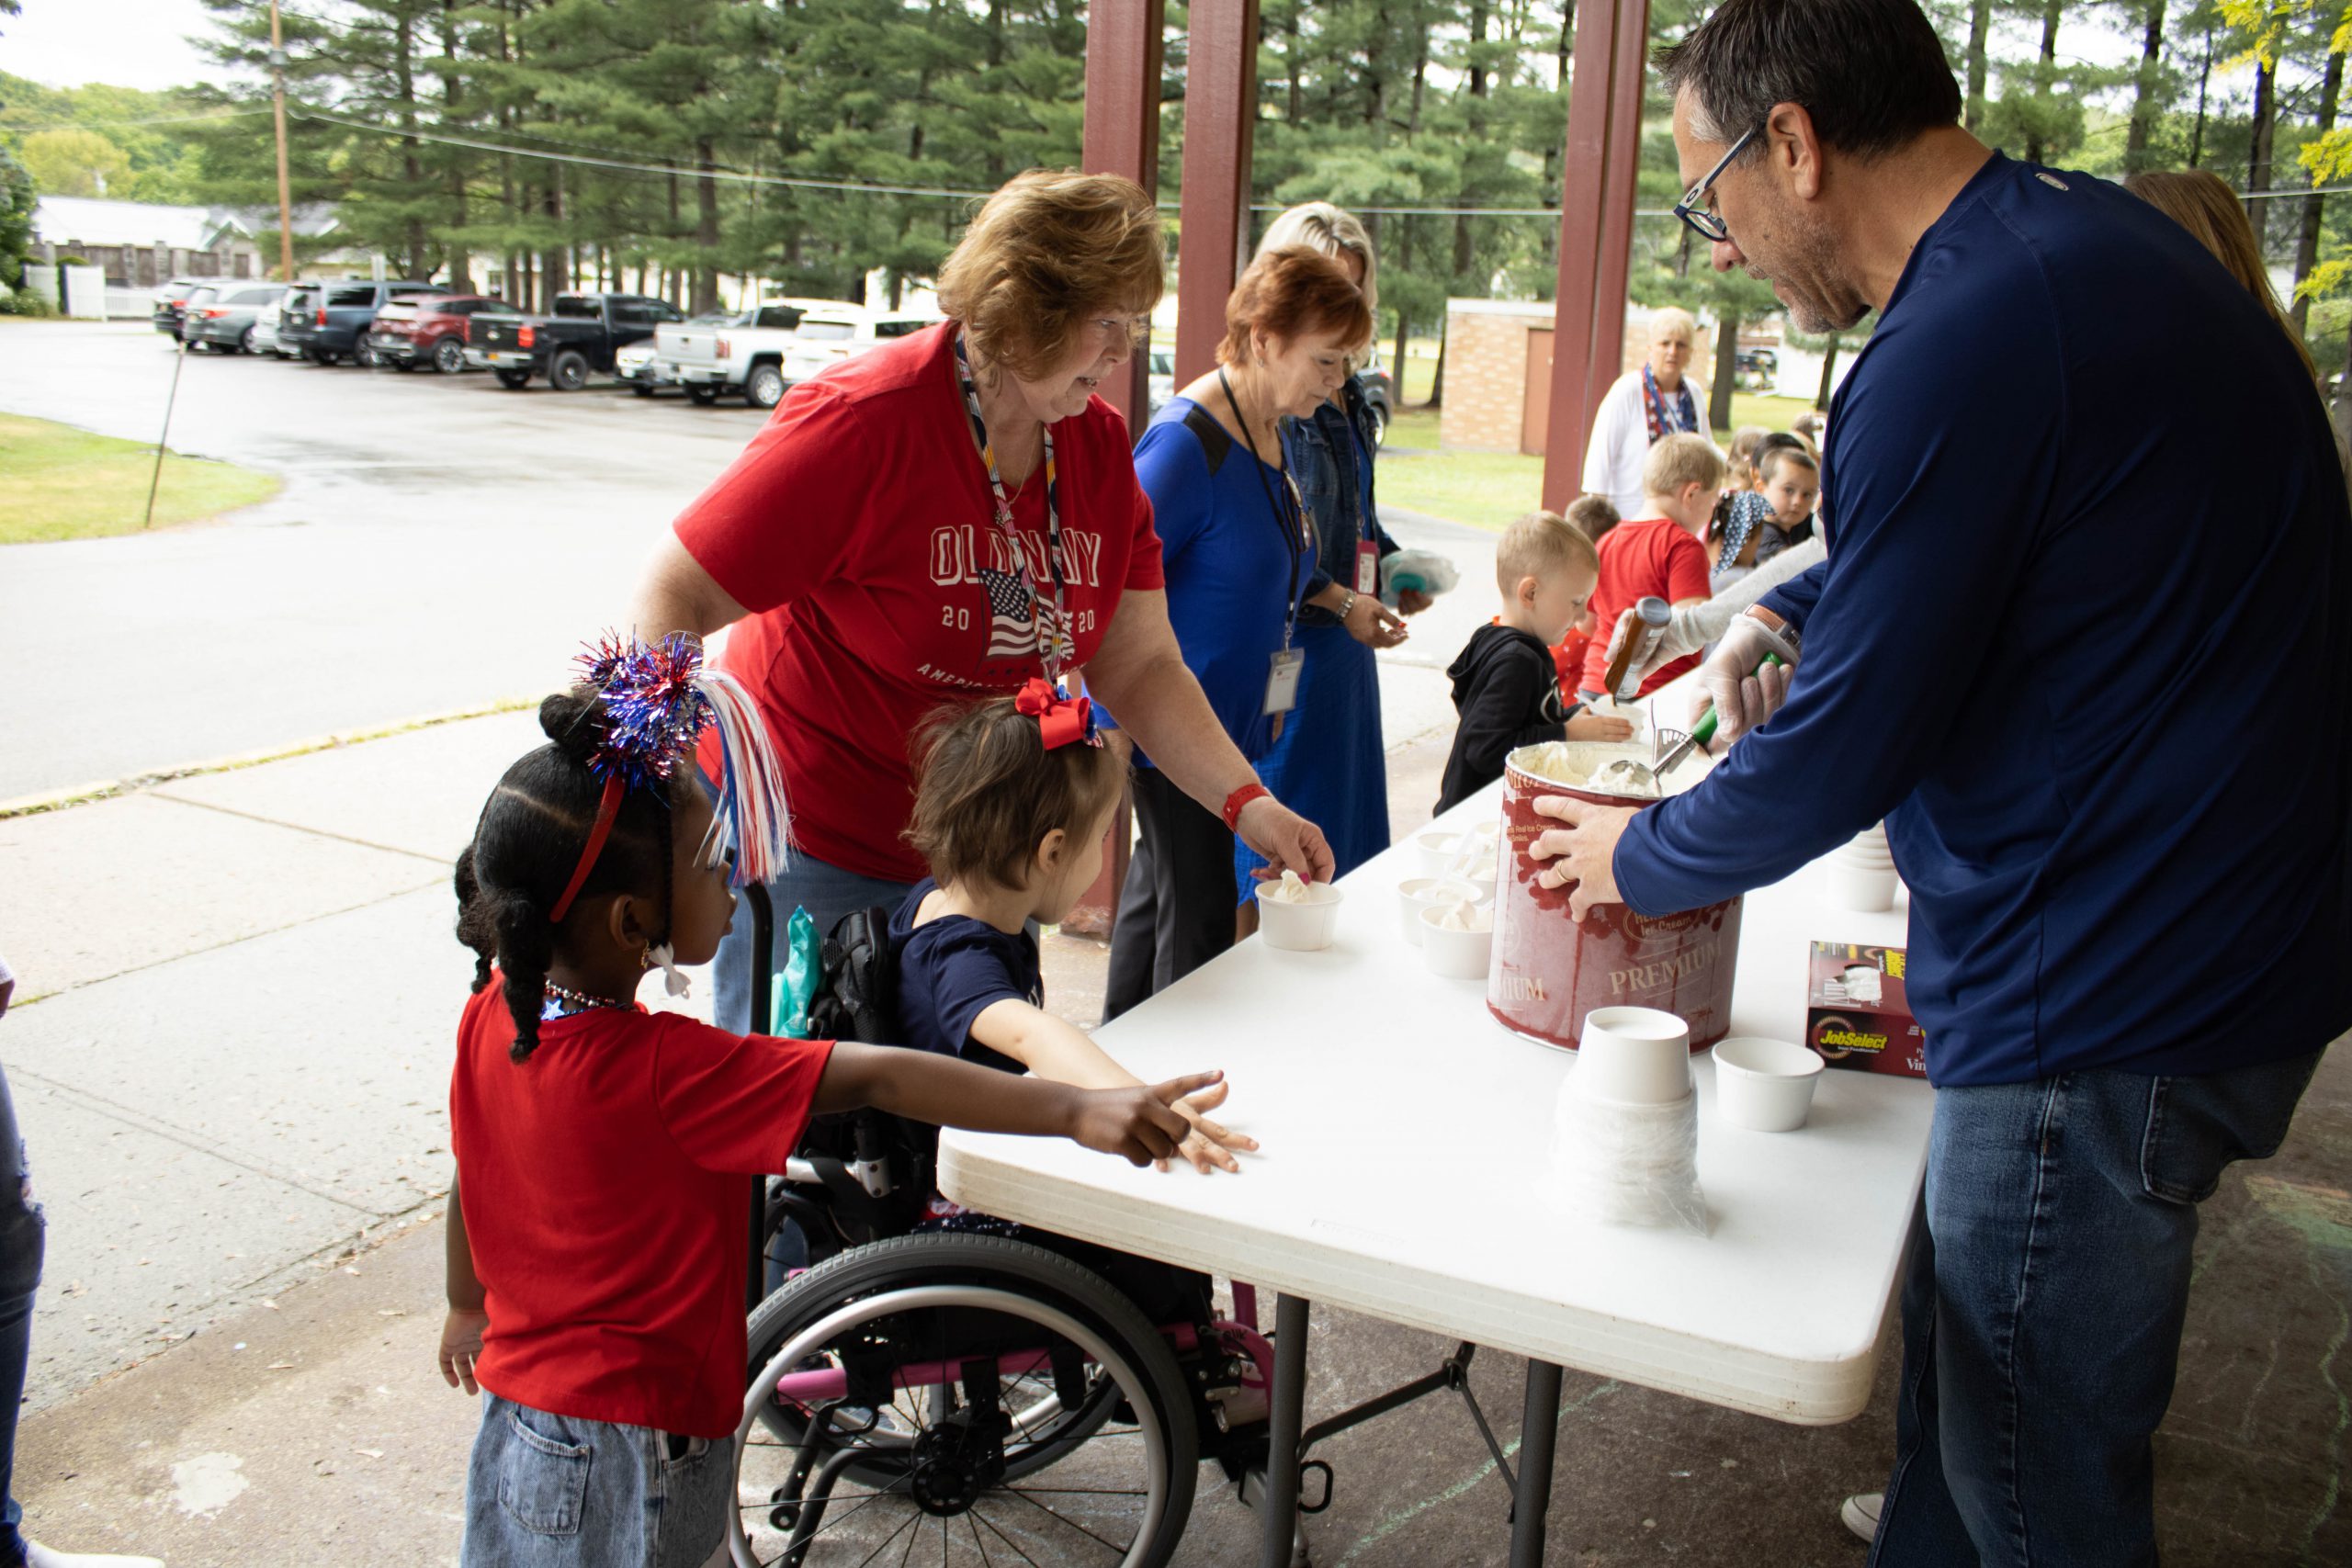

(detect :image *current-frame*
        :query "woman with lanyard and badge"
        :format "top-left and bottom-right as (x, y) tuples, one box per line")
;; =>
(1579, 306), (1710, 520)
(629, 170), (1336, 1036)
(1101, 247), (1375, 1020)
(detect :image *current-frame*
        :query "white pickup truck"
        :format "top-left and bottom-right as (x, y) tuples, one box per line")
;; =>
(658, 298), (854, 409)
(772, 307), (940, 400)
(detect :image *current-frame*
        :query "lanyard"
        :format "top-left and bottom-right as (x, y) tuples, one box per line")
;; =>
(954, 331), (1069, 678)
(1221, 369), (1311, 650)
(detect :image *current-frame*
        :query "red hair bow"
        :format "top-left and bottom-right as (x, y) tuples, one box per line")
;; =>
(1016, 677), (1099, 750)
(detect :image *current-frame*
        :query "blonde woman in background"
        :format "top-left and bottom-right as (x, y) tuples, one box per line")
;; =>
(1230, 203), (1432, 908)
(1580, 306), (1705, 518)
(2126, 169), (2319, 378)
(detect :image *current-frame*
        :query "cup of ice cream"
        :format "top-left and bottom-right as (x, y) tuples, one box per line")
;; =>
(1255, 870), (1343, 952)
(1418, 899), (1495, 979)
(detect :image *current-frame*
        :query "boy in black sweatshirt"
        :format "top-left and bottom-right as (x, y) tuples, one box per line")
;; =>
(1437, 511), (1633, 812)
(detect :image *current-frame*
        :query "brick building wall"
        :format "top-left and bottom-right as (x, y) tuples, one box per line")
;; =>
(1442, 297), (1720, 457)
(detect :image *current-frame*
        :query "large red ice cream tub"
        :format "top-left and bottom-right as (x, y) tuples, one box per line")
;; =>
(1487, 741), (1742, 1053)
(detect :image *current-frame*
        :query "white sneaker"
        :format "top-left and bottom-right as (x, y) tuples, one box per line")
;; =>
(1839, 1492), (1883, 1543)
(26, 1541), (166, 1568)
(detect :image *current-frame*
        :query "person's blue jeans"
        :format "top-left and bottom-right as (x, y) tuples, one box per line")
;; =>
(461, 1393), (729, 1568)
(711, 850), (914, 1037)
(1869, 1046), (2327, 1567)
(0, 1062), (44, 1568)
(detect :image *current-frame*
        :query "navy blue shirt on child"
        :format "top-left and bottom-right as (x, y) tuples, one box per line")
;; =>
(889, 878), (1035, 1077)
(1613, 153), (2352, 1089)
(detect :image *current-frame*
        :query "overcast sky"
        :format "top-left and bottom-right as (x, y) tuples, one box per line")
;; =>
(2, 0), (232, 93)
(0, 0), (2188, 105)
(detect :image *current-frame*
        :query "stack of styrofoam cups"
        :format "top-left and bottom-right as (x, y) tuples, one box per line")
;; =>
(1550, 1006), (1708, 1234)
(1827, 822), (1897, 912)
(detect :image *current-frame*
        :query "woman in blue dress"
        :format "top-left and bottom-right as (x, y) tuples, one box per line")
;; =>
(1235, 204), (1433, 909)
(1103, 247), (1374, 1017)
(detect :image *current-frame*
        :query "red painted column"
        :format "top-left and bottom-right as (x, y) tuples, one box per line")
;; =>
(1542, 0), (1651, 512)
(1082, 0), (1168, 429)
(1174, 0), (1261, 384)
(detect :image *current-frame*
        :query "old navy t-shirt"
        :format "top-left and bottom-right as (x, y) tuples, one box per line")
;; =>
(449, 978), (833, 1437)
(675, 321), (1165, 882)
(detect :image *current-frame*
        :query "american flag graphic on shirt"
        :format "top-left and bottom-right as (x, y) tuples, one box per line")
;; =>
(978, 566), (1069, 665)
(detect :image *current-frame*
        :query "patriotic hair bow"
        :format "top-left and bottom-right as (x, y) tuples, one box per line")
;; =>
(1015, 676), (1100, 751)
(548, 632), (791, 922)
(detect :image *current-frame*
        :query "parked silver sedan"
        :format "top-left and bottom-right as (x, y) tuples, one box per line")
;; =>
(185, 283), (292, 355)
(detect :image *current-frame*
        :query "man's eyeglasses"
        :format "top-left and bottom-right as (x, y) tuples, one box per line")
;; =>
(1671, 125), (1760, 243)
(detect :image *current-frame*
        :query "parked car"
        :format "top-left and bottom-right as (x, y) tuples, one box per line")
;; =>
(469, 292), (685, 390)
(774, 306), (939, 391)
(277, 278), (438, 366)
(1146, 347), (1175, 412)
(367, 293), (513, 374)
(1355, 348), (1396, 449)
(184, 284), (291, 355)
(662, 298), (854, 409)
(616, 339), (673, 396)
(151, 276), (220, 339)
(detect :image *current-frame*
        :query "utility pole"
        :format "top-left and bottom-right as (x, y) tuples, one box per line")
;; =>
(269, 0), (296, 282)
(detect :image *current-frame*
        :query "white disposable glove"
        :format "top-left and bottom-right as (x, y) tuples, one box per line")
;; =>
(1694, 610), (1801, 744)
(1601, 538), (1826, 694)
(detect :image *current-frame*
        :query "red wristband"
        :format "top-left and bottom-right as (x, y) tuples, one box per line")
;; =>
(1222, 783), (1271, 832)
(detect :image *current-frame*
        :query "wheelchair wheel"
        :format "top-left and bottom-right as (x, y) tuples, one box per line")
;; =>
(733, 1235), (1198, 1567)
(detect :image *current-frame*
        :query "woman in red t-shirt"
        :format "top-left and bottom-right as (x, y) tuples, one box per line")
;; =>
(631, 170), (1334, 1032)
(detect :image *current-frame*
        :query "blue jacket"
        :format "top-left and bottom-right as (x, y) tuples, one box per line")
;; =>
(1614, 153), (2352, 1087)
(1285, 375), (1396, 625)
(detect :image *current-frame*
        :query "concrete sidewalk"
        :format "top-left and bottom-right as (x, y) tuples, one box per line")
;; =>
(6, 514), (2348, 1562)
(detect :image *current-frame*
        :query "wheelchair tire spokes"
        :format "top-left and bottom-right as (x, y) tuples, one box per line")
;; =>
(734, 1238), (1198, 1567)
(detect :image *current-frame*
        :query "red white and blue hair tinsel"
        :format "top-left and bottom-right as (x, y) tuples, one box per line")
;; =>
(565, 631), (791, 894)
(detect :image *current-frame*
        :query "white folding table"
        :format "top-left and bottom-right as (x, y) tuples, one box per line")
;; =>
(939, 779), (1934, 1565)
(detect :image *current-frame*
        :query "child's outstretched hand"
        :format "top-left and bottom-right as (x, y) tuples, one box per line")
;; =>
(1070, 1071), (1221, 1167)
(439, 1305), (490, 1394)
(1565, 709), (1634, 742)
(1161, 1076), (1259, 1175)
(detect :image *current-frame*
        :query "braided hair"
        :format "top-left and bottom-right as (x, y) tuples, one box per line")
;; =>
(454, 689), (680, 1063)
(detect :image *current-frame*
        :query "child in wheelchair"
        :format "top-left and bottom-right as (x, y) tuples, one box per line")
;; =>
(437, 644), (1218, 1568)
(734, 682), (1281, 1566)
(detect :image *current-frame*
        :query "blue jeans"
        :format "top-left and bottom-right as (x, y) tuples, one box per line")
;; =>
(1870, 1047), (2326, 1567)
(712, 851), (914, 1036)
(462, 1393), (729, 1568)
(0, 1063), (43, 1568)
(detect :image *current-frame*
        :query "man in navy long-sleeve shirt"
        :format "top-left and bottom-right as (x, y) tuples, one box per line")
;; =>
(1531, 3), (2347, 1563)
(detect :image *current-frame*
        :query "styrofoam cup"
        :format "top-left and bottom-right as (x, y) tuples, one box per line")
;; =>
(1574, 1006), (1693, 1104)
(1255, 879), (1342, 951)
(1712, 1036), (1826, 1132)
(1417, 830), (1464, 877)
(1396, 876), (1485, 946)
(1827, 861), (1898, 912)
(1418, 903), (1495, 979)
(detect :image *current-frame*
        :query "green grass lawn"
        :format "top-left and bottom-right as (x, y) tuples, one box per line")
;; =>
(1375, 391), (1817, 533)
(0, 413), (280, 544)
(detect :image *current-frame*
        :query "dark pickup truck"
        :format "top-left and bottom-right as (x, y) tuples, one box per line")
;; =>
(469, 293), (685, 390)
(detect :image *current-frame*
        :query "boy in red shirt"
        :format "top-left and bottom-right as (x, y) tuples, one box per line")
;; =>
(1552, 495), (1622, 700)
(1577, 433), (1726, 701)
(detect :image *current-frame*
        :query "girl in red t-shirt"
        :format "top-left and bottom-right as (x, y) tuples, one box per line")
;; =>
(438, 642), (1215, 1568)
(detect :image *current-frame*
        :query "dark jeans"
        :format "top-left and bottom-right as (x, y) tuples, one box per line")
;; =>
(1870, 1046), (2326, 1567)
(0, 1063), (43, 1567)
(1105, 767), (1237, 1022)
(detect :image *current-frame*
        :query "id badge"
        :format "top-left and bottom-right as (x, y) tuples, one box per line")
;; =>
(1354, 541), (1381, 596)
(1263, 647), (1305, 716)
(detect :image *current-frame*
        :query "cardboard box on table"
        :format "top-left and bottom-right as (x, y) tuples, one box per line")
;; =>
(1806, 941), (1927, 1078)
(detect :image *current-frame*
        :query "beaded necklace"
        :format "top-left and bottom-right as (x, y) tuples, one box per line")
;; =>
(541, 980), (634, 1021)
